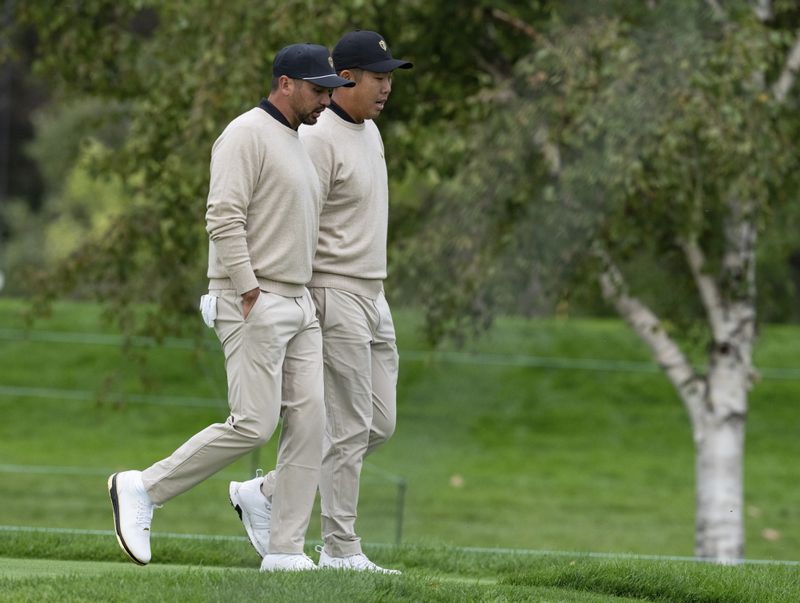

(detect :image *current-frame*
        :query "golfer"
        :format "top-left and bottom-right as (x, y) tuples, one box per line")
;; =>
(229, 30), (412, 574)
(108, 43), (353, 572)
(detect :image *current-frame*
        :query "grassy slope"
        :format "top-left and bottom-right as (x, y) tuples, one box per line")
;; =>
(0, 298), (799, 563)
(1, 546), (798, 602)
(0, 555), (633, 603)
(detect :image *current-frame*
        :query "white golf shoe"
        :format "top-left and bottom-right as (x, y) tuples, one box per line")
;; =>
(108, 470), (157, 565)
(317, 547), (401, 574)
(259, 553), (317, 572)
(229, 476), (271, 557)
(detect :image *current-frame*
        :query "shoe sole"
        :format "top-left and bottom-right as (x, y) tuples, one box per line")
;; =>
(260, 556), (317, 572)
(260, 565), (317, 572)
(108, 473), (148, 566)
(228, 481), (268, 557)
(317, 563), (401, 575)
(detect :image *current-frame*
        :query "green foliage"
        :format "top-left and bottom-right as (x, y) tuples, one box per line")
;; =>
(1, 141), (131, 298)
(392, 3), (800, 343)
(26, 98), (129, 193)
(17, 2), (150, 98)
(11, 1), (555, 338)
(0, 200), (43, 295)
(10, 2), (800, 342)
(758, 203), (800, 322)
(42, 142), (129, 262)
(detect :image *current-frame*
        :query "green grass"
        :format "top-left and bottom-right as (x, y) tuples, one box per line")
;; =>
(1, 543), (798, 602)
(0, 554), (631, 602)
(1, 296), (799, 573)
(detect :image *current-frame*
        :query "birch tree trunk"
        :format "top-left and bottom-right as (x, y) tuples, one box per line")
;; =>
(537, 5), (783, 561)
(693, 397), (745, 560)
(596, 194), (756, 561)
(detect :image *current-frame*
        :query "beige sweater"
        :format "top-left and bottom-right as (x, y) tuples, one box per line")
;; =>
(299, 109), (388, 299)
(206, 108), (321, 297)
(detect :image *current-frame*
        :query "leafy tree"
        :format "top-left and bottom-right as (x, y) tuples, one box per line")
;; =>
(11, 0), (800, 561)
(398, 1), (800, 560)
(10, 0), (546, 336)
(1, 139), (130, 295)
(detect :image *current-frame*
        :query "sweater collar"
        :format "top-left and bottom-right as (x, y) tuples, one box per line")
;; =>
(329, 101), (360, 124)
(258, 98), (293, 130)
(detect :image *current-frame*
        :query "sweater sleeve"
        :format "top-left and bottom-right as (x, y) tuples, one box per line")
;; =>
(205, 125), (262, 294)
(299, 128), (334, 214)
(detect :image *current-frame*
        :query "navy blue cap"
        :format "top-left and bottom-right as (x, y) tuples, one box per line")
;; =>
(332, 31), (413, 73)
(273, 43), (355, 88)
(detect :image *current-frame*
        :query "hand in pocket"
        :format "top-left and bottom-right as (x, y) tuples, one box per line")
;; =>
(242, 287), (260, 320)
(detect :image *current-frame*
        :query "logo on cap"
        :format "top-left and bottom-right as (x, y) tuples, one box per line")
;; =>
(328, 56), (334, 68)
(379, 39), (387, 51)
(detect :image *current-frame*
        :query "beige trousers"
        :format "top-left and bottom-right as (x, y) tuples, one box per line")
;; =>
(310, 287), (399, 557)
(141, 288), (324, 554)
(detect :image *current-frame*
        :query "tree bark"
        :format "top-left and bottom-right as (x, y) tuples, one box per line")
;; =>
(544, 1), (771, 563)
(753, 0), (773, 22)
(596, 247), (706, 429)
(772, 31), (800, 104)
(694, 406), (745, 560)
(679, 204), (755, 559)
(694, 336), (748, 560)
(597, 220), (755, 561)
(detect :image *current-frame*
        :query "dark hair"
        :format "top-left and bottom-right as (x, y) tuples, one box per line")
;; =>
(338, 68), (362, 83)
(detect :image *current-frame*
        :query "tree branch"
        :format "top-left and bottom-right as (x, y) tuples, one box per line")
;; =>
(490, 8), (546, 45)
(533, 125), (561, 177)
(705, 0), (728, 21)
(704, 0), (795, 103)
(594, 246), (706, 430)
(753, 0), (773, 22)
(680, 238), (726, 341)
(722, 197), (757, 304)
(772, 31), (800, 104)
(720, 198), (758, 362)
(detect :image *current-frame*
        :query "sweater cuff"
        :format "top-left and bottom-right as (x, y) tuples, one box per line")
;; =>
(227, 264), (260, 295)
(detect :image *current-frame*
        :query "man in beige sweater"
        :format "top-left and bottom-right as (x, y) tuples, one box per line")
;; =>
(108, 43), (353, 572)
(231, 30), (412, 574)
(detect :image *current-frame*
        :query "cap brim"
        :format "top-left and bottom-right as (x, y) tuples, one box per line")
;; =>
(359, 58), (414, 72)
(301, 74), (355, 88)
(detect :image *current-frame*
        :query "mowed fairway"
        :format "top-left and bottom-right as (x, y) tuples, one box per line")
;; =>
(0, 554), (621, 603)
(1, 298), (799, 600)
(2, 544), (800, 602)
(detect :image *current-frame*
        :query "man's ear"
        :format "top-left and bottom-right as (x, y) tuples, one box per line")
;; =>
(278, 74), (294, 94)
(339, 69), (355, 82)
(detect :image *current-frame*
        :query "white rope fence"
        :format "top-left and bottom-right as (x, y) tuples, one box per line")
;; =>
(1, 524), (798, 566)
(4, 327), (800, 379)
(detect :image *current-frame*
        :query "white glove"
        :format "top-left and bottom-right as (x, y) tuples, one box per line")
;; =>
(199, 294), (217, 328)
